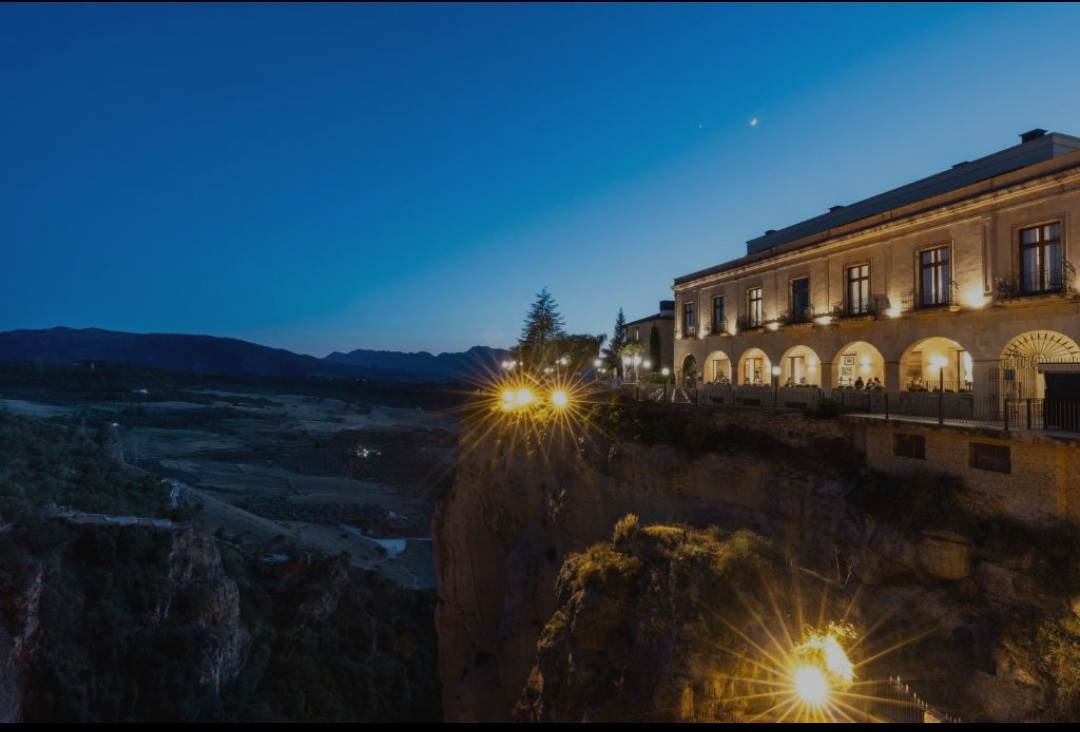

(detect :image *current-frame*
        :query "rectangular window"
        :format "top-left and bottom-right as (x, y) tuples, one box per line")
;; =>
(1019, 222), (1062, 293)
(846, 264), (871, 315)
(919, 246), (951, 307)
(682, 302), (695, 337)
(712, 296), (725, 333)
(970, 442), (1010, 473)
(893, 433), (926, 460)
(790, 277), (810, 322)
(747, 287), (763, 328)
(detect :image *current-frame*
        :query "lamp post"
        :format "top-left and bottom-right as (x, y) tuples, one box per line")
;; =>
(662, 366), (670, 401)
(772, 365), (782, 407)
(633, 354), (642, 383)
(594, 358), (602, 384)
(622, 355), (630, 384)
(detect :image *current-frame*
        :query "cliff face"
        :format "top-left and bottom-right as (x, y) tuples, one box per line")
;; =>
(433, 404), (1080, 723)
(0, 524), (245, 722)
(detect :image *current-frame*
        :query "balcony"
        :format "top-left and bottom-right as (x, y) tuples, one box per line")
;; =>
(995, 260), (1076, 303)
(736, 315), (764, 331)
(900, 280), (960, 313)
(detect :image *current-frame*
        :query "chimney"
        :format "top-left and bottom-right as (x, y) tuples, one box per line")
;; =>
(829, 205), (845, 212)
(659, 300), (674, 315)
(1020, 128), (1047, 143)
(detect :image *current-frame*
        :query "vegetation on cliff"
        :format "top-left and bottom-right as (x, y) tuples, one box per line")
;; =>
(516, 515), (858, 722)
(0, 407), (442, 722)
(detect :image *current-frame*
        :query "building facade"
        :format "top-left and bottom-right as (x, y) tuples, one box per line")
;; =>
(624, 300), (675, 375)
(672, 129), (1080, 404)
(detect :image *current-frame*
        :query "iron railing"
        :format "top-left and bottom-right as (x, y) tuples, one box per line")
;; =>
(610, 382), (1080, 434)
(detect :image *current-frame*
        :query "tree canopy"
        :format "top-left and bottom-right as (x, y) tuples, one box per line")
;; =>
(517, 287), (567, 368)
(601, 308), (627, 374)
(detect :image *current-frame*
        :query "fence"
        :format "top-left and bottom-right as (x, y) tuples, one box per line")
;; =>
(610, 382), (1080, 434)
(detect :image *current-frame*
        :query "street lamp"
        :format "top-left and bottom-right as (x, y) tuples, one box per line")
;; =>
(594, 358), (602, 384)
(662, 366), (670, 401)
(622, 355), (630, 383)
(772, 365), (782, 406)
(633, 354), (642, 383)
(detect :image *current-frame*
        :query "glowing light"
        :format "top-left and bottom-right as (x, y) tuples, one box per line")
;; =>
(767, 321), (779, 331)
(515, 387), (534, 405)
(814, 315), (833, 326)
(661, 367), (670, 376)
(727, 323), (737, 336)
(750, 117), (758, 126)
(550, 389), (568, 408)
(962, 286), (985, 309)
(793, 665), (829, 705)
(771, 366), (781, 376)
(886, 304), (902, 319)
(500, 389), (516, 410)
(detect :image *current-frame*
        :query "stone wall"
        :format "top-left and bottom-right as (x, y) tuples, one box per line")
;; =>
(859, 418), (1080, 527)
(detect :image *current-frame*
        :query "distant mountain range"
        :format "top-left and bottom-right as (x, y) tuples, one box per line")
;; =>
(0, 327), (510, 384)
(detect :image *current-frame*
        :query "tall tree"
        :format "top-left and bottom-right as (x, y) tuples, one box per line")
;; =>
(601, 308), (627, 374)
(518, 287), (567, 368)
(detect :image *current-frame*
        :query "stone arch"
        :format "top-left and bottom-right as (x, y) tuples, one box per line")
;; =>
(900, 336), (971, 392)
(736, 347), (772, 386)
(833, 341), (886, 389)
(777, 345), (823, 387)
(996, 330), (1080, 399)
(703, 349), (733, 385)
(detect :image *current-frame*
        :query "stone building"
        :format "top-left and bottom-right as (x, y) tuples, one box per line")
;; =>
(672, 129), (1080, 402)
(623, 300), (675, 375)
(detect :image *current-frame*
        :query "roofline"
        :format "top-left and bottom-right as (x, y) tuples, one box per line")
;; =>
(743, 130), (1080, 256)
(674, 131), (1080, 287)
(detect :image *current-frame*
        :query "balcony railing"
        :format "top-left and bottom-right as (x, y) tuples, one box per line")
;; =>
(834, 297), (874, 318)
(785, 305), (814, 324)
(996, 259), (1076, 301)
(914, 280), (959, 310)
(607, 382), (1080, 433)
(736, 314), (764, 330)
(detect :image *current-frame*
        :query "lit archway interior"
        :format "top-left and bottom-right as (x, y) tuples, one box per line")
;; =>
(777, 345), (822, 387)
(738, 347), (773, 386)
(705, 349), (733, 384)
(900, 336), (970, 392)
(833, 341), (886, 389)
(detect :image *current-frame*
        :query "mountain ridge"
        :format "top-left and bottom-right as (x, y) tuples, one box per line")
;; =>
(0, 326), (509, 384)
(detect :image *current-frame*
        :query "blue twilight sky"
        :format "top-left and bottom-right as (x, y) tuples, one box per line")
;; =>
(4, 3), (1080, 358)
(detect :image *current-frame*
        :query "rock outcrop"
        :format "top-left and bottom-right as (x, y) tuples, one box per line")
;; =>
(433, 403), (1080, 722)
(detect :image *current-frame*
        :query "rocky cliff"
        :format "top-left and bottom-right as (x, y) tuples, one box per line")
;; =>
(433, 398), (1080, 722)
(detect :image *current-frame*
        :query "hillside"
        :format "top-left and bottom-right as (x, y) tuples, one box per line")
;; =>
(0, 326), (509, 384)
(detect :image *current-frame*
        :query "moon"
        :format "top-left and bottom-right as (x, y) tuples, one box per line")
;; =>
(750, 117), (758, 127)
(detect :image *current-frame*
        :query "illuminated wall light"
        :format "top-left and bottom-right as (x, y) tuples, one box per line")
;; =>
(727, 323), (737, 336)
(808, 360), (817, 372)
(766, 321), (779, 331)
(814, 315), (832, 326)
(962, 287), (986, 309)
(886, 304), (902, 319)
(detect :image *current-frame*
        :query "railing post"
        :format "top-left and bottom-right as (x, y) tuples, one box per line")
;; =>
(1004, 399), (1010, 433)
(1026, 398), (1032, 429)
(938, 387), (944, 425)
(884, 392), (889, 422)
